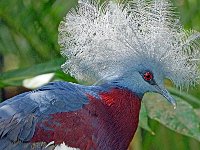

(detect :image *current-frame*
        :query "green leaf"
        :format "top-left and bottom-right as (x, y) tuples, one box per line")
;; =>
(139, 103), (155, 135)
(0, 58), (64, 87)
(194, 109), (200, 120)
(167, 87), (200, 107)
(54, 70), (77, 83)
(143, 93), (200, 142)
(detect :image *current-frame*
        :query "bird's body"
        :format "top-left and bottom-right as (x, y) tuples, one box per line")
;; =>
(0, 0), (199, 149)
(0, 81), (141, 149)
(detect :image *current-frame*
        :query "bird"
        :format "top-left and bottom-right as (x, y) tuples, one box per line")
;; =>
(0, 0), (199, 149)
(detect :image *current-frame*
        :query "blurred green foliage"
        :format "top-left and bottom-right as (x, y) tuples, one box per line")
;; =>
(0, 0), (200, 150)
(0, 0), (77, 69)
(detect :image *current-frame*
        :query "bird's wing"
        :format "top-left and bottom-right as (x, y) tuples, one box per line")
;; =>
(0, 81), (89, 149)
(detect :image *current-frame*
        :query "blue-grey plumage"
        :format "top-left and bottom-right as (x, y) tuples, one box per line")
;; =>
(1, 80), (139, 150)
(0, 81), (143, 150)
(0, 82), (93, 149)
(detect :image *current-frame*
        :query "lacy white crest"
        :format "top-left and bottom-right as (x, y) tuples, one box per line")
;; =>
(58, 0), (200, 87)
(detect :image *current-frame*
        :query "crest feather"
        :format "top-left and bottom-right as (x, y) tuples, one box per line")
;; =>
(58, 0), (200, 87)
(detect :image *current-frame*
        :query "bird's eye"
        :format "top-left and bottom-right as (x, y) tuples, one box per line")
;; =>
(143, 71), (153, 81)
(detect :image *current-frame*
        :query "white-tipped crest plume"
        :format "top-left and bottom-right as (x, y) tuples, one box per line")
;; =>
(58, 0), (200, 87)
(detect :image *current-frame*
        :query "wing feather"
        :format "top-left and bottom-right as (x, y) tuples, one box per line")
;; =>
(0, 81), (90, 149)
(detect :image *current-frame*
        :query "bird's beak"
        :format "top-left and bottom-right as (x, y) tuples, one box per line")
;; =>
(154, 85), (177, 109)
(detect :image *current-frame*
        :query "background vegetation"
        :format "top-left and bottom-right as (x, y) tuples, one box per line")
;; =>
(0, 0), (200, 149)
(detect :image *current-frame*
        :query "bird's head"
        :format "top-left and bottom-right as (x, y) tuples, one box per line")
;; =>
(116, 56), (178, 108)
(58, 0), (200, 107)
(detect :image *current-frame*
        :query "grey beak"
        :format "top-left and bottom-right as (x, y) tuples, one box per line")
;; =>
(155, 85), (177, 109)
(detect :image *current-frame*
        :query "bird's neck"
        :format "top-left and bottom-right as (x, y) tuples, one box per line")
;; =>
(87, 87), (142, 149)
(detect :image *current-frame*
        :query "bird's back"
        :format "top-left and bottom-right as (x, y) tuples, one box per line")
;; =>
(0, 81), (141, 150)
(0, 82), (88, 149)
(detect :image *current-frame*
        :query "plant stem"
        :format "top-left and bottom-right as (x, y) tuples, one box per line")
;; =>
(0, 53), (5, 102)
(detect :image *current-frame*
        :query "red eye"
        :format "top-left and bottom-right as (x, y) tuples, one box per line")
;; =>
(143, 71), (153, 81)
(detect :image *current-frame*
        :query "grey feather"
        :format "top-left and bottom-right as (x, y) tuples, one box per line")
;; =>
(59, 0), (200, 87)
